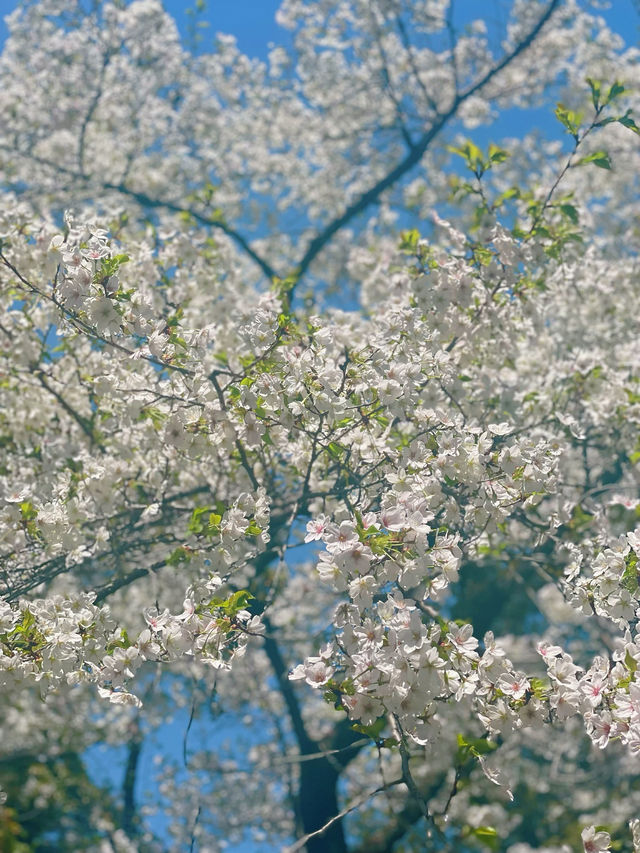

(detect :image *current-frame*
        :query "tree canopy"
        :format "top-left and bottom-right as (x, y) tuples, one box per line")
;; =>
(1, 1), (640, 851)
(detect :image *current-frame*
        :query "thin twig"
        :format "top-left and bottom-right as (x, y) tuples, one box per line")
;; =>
(284, 779), (405, 853)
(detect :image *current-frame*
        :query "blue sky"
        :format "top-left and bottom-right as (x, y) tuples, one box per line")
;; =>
(1, 1), (636, 62)
(157, 0), (639, 62)
(160, 0), (640, 60)
(161, 0), (640, 65)
(2, 0), (635, 150)
(166, 0), (284, 56)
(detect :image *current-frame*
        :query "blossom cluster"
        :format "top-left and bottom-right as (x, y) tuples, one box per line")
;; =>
(2, 0), (640, 847)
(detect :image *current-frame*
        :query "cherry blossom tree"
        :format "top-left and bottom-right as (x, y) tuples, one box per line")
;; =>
(1, 1), (640, 850)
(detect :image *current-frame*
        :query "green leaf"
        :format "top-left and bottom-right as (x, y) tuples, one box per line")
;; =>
(166, 307), (184, 328)
(106, 628), (132, 653)
(488, 143), (509, 164)
(474, 827), (498, 839)
(529, 677), (550, 699)
(448, 140), (487, 175)
(140, 406), (166, 428)
(618, 110), (640, 135)
(594, 116), (617, 128)
(472, 826), (499, 851)
(351, 716), (386, 740)
(20, 501), (38, 523)
(472, 246), (493, 266)
(207, 590), (253, 618)
(456, 734), (497, 759)
(0, 608), (48, 655)
(495, 186), (520, 208)
(327, 441), (345, 460)
(246, 520), (262, 537)
(568, 504), (595, 531)
(204, 512), (222, 537)
(464, 140), (484, 169)
(333, 417), (353, 429)
(577, 151), (611, 169)
(217, 589), (254, 616)
(323, 685), (344, 710)
(95, 253), (130, 283)
(560, 204), (579, 224)
(399, 229), (420, 253)
(586, 77), (601, 110)
(167, 546), (192, 566)
(554, 103), (582, 137)
(622, 551), (639, 593)
(625, 648), (638, 675)
(188, 505), (213, 535)
(606, 81), (625, 103)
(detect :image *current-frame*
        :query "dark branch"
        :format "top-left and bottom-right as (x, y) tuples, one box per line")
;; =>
(289, 0), (561, 291)
(104, 182), (278, 282)
(121, 723), (143, 838)
(261, 615), (315, 755)
(35, 370), (98, 446)
(351, 799), (424, 853)
(78, 49), (114, 175)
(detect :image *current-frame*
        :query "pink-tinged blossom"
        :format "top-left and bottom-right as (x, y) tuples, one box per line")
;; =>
(336, 544), (373, 576)
(581, 826), (611, 853)
(585, 711), (613, 749)
(579, 673), (608, 708)
(496, 672), (530, 701)
(305, 514), (328, 542)
(289, 659), (334, 687)
(380, 505), (406, 531)
(447, 623), (479, 658)
(325, 520), (359, 553)
(614, 681), (640, 719)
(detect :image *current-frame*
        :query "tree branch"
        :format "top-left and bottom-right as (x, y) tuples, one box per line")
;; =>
(289, 0), (561, 291)
(35, 370), (99, 446)
(284, 779), (405, 853)
(261, 615), (315, 755)
(351, 799), (424, 853)
(103, 182), (278, 282)
(121, 721), (142, 838)
(78, 49), (114, 175)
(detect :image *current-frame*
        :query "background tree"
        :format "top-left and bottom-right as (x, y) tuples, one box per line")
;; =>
(1, 1), (640, 851)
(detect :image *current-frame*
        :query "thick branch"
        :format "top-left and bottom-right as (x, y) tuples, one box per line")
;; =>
(121, 724), (143, 838)
(36, 370), (98, 446)
(290, 0), (560, 290)
(261, 615), (315, 755)
(2, 1), (558, 299)
(104, 182), (278, 282)
(261, 616), (349, 852)
(78, 49), (114, 175)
